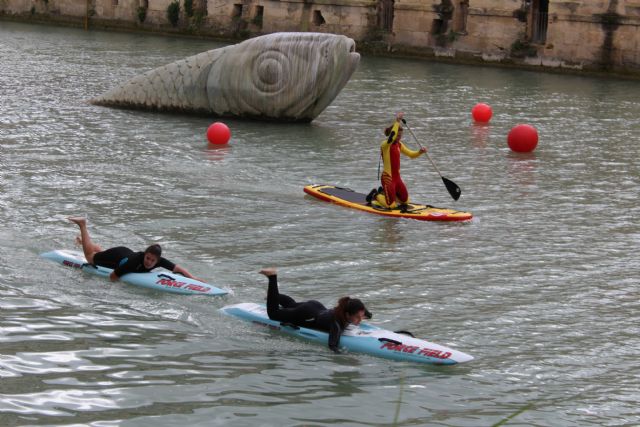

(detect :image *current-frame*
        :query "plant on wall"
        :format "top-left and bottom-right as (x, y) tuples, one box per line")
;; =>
(192, 9), (205, 26)
(167, 0), (180, 26)
(510, 35), (538, 58)
(513, 1), (530, 23)
(137, 5), (147, 23)
(434, 0), (453, 20)
(184, 0), (193, 17)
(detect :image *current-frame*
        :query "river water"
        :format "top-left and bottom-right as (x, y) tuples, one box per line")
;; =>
(1, 21), (639, 426)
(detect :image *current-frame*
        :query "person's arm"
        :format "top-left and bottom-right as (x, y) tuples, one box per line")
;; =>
(328, 320), (343, 353)
(400, 142), (426, 159)
(172, 265), (203, 282)
(158, 258), (204, 282)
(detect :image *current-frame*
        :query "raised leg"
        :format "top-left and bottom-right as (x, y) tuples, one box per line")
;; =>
(68, 217), (102, 264)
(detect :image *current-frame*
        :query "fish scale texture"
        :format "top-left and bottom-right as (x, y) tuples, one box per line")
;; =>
(97, 51), (215, 111)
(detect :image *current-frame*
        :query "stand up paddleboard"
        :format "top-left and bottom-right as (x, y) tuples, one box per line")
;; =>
(221, 303), (473, 365)
(41, 249), (228, 296)
(304, 184), (472, 222)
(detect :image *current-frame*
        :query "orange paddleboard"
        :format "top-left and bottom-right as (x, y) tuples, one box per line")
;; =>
(304, 184), (472, 222)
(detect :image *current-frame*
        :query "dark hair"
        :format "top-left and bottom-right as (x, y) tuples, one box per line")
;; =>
(334, 296), (367, 327)
(144, 244), (162, 258)
(384, 126), (402, 140)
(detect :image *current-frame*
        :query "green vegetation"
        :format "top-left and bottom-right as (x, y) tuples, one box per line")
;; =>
(513, 5), (528, 22)
(598, 12), (621, 28)
(511, 37), (538, 58)
(137, 5), (147, 23)
(434, 1), (453, 20)
(435, 30), (459, 47)
(491, 403), (534, 426)
(184, 0), (193, 18)
(231, 14), (248, 37)
(192, 9), (205, 26)
(391, 371), (405, 426)
(167, 0), (179, 26)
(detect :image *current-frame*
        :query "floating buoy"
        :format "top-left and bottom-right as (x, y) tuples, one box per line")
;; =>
(471, 103), (493, 123)
(206, 122), (231, 145)
(507, 124), (538, 152)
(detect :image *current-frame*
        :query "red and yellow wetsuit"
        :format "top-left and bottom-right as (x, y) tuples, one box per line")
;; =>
(376, 121), (424, 208)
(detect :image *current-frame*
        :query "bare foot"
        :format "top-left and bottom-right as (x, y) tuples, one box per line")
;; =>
(68, 216), (86, 226)
(259, 268), (277, 277)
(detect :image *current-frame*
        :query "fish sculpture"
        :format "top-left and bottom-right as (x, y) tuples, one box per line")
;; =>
(91, 32), (360, 122)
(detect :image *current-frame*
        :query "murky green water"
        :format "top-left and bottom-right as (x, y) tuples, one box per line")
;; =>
(1, 21), (639, 426)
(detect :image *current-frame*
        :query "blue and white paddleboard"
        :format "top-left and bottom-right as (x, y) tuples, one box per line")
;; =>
(41, 249), (228, 296)
(221, 303), (473, 365)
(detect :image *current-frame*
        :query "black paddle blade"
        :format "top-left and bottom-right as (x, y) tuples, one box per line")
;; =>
(442, 177), (461, 201)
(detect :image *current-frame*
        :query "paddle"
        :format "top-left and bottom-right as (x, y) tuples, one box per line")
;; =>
(401, 119), (462, 201)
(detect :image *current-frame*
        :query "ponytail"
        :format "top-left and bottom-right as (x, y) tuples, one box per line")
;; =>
(334, 296), (366, 327)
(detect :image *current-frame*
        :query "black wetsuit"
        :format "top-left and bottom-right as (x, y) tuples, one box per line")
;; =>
(266, 275), (344, 352)
(92, 246), (176, 278)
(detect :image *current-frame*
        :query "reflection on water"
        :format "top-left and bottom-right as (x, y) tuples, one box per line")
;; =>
(1, 21), (640, 427)
(203, 144), (231, 162)
(470, 123), (491, 148)
(507, 152), (538, 188)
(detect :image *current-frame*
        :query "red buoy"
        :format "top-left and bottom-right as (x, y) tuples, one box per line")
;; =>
(206, 122), (231, 145)
(471, 103), (493, 123)
(507, 124), (538, 152)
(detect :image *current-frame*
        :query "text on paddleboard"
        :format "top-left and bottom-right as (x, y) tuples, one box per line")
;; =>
(156, 278), (210, 292)
(380, 341), (452, 359)
(63, 260), (82, 268)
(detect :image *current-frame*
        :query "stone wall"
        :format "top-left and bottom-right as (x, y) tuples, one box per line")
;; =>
(2, 0), (640, 77)
(543, 1), (640, 72)
(202, 0), (376, 39)
(390, 0), (524, 54)
(385, 0), (640, 74)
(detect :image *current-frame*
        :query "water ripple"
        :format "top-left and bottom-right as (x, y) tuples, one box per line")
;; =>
(1, 21), (640, 427)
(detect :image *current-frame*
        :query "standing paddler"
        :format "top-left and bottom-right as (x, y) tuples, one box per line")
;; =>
(366, 112), (427, 212)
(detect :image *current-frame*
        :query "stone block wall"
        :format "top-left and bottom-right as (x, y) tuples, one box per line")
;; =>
(145, 0), (176, 25)
(390, 0), (525, 58)
(618, 24), (640, 68)
(7, 0), (87, 15)
(464, 6), (523, 53)
(203, 0), (375, 39)
(1, 0), (640, 76)
(4, 0), (35, 14)
(540, 1), (640, 71)
(391, 1), (432, 46)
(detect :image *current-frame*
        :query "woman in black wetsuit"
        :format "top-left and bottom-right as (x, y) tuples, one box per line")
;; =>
(259, 268), (371, 353)
(68, 217), (201, 282)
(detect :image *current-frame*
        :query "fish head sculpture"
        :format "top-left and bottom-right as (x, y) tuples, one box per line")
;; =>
(91, 32), (360, 122)
(208, 32), (360, 121)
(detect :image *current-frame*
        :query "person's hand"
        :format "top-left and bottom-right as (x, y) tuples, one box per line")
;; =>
(419, 147), (427, 154)
(259, 268), (277, 277)
(395, 111), (404, 121)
